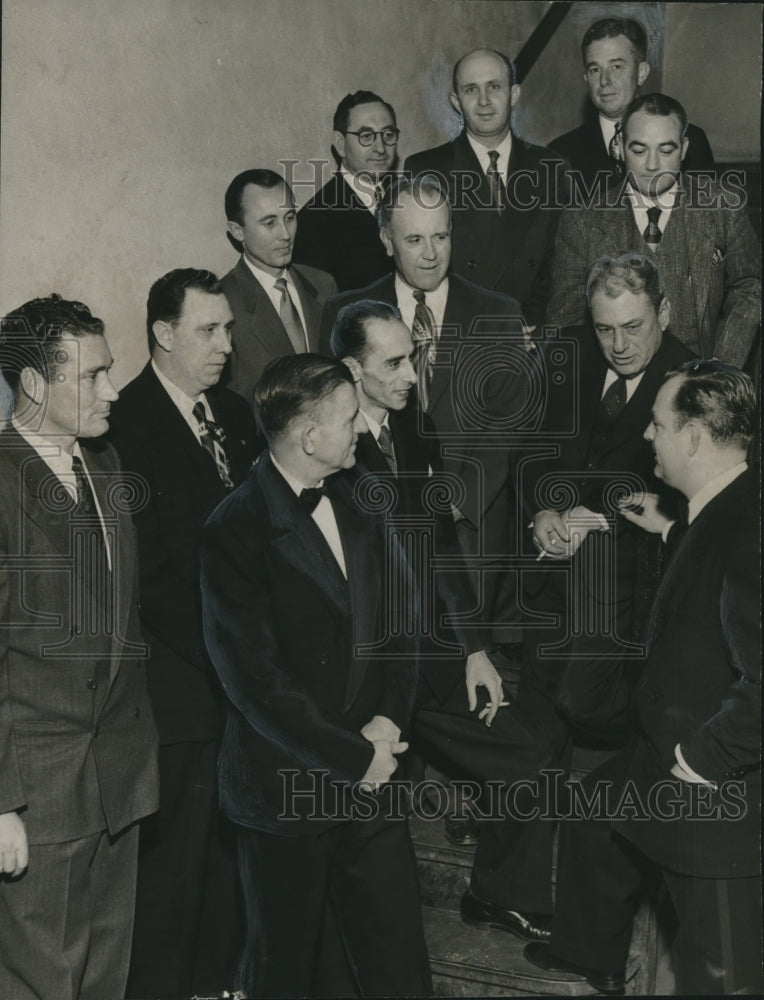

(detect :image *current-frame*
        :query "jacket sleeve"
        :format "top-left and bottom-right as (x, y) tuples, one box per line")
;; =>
(711, 207), (761, 368)
(679, 530), (761, 780)
(200, 512), (375, 784)
(0, 512), (26, 815)
(546, 207), (589, 329)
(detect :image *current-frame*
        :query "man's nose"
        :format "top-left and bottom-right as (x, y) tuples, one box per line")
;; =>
(371, 132), (386, 153)
(600, 67), (613, 87)
(421, 239), (437, 259)
(612, 331), (628, 353)
(102, 374), (119, 402)
(218, 329), (233, 355)
(402, 359), (417, 384)
(644, 423), (655, 442)
(645, 148), (660, 171)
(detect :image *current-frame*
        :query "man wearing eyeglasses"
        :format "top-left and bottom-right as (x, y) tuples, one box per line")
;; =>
(293, 91), (398, 292)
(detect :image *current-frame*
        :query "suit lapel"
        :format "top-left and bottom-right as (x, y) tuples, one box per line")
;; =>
(8, 428), (75, 558)
(231, 258), (295, 358)
(672, 190), (715, 327)
(291, 266), (323, 351)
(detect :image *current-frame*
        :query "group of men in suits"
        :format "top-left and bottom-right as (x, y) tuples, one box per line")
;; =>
(0, 15), (760, 1000)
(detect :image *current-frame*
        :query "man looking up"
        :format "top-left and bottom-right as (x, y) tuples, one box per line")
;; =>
(293, 90), (398, 291)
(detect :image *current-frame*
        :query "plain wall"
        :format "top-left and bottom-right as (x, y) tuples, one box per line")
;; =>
(1, 0), (761, 391)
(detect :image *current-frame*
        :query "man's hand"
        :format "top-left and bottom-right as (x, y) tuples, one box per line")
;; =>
(617, 492), (671, 535)
(465, 651), (507, 727)
(0, 812), (28, 877)
(359, 740), (409, 790)
(360, 715), (401, 745)
(533, 507), (605, 559)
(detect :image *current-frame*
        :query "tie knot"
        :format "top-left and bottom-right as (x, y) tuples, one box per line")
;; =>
(487, 149), (499, 167)
(647, 206), (661, 224)
(192, 401), (206, 424)
(413, 290), (426, 306)
(274, 276), (288, 294)
(299, 485), (327, 513)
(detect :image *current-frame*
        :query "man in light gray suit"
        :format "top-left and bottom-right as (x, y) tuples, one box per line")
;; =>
(547, 93), (760, 369)
(221, 169), (338, 405)
(0, 295), (159, 1000)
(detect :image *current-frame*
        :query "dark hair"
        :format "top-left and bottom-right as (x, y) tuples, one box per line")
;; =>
(581, 17), (647, 64)
(224, 168), (291, 226)
(377, 173), (450, 231)
(586, 252), (665, 314)
(622, 92), (688, 142)
(452, 48), (515, 94)
(146, 268), (225, 352)
(665, 360), (756, 449)
(329, 299), (402, 362)
(333, 90), (396, 134)
(254, 354), (354, 441)
(0, 293), (104, 394)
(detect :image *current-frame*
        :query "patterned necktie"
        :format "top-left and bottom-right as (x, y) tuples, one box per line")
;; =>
(608, 121), (624, 175)
(299, 484), (327, 513)
(643, 206), (662, 249)
(274, 277), (307, 354)
(598, 376), (627, 425)
(71, 455), (110, 582)
(377, 424), (397, 474)
(193, 402), (234, 489)
(486, 149), (504, 213)
(411, 290), (435, 410)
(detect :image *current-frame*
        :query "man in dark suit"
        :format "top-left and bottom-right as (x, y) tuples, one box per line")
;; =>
(320, 174), (532, 649)
(479, 254), (693, 939)
(200, 354), (432, 998)
(220, 168), (337, 404)
(548, 93), (760, 368)
(108, 270), (259, 999)
(526, 361), (761, 996)
(330, 299), (554, 925)
(551, 17), (714, 194)
(405, 48), (566, 327)
(292, 90), (397, 291)
(0, 295), (159, 1000)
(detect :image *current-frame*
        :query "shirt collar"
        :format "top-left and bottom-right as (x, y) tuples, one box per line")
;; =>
(626, 177), (680, 212)
(466, 130), (512, 172)
(688, 462), (748, 524)
(242, 255), (291, 293)
(151, 359), (207, 419)
(339, 166), (379, 211)
(359, 408), (390, 441)
(394, 273), (449, 315)
(598, 115), (618, 148)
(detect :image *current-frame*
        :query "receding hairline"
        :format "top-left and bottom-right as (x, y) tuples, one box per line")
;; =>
(453, 48), (513, 91)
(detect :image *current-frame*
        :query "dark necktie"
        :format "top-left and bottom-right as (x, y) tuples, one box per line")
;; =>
(598, 376), (627, 425)
(71, 455), (110, 601)
(299, 484), (327, 513)
(411, 290), (435, 410)
(193, 402), (234, 489)
(377, 424), (397, 474)
(274, 276), (307, 354)
(608, 122), (624, 174)
(643, 206), (662, 249)
(486, 149), (504, 213)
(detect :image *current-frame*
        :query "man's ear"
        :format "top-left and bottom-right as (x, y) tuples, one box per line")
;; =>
(226, 220), (244, 244)
(19, 366), (44, 404)
(342, 356), (362, 382)
(449, 92), (462, 117)
(637, 61), (650, 87)
(379, 225), (394, 258)
(687, 423), (701, 457)
(333, 130), (346, 164)
(658, 296), (671, 333)
(680, 135), (689, 163)
(302, 424), (316, 455)
(510, 83), (521, 109)
(152, 320), (173, 353)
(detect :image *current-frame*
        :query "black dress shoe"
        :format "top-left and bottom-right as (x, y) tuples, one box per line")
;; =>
(460, 889), (551, 942)
(443, 815), (480, 846)
(524, 941), (625, 995)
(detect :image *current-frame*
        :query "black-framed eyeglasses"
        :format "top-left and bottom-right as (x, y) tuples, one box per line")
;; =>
(343, 127), (400, 147)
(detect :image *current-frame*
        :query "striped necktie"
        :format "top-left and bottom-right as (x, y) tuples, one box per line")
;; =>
(411, 290), (435, 410)
(487, 149), (504, 213)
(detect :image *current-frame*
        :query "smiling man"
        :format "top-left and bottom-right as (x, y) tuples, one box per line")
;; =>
(547, 93), (761, 368)
(319, 174), (530, 652)
(0, 295), (159, 1000)
(551, 17), (714, 189)
(405, 48), (566, 327)
(108, 269), (260, 999)
(293, 90), (398, 291)
(220, 169), (337, 405)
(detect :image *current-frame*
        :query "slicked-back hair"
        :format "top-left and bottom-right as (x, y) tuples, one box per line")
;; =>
(377, 173), (450, 232)
(665, 360), (756, 449)
(622, 92), (688, 142)
(0, 293), (104, 394)
(146, 268), (225, 352)
(452, 48), (515, 94)
(329, 299), (403, 362)
(224, 168), (291, 226)
(581, 17), (647, 64)
(254, 353), (355, 442)
(586, 252), (664, 315)
(333, 90), (397, 134)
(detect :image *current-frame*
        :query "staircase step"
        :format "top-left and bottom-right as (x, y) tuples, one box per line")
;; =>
(424, 906), (602, 997)
(411, 812), (474, 909)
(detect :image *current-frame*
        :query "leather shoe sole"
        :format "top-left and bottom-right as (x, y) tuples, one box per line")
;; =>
(524, 941), (625, 995)
(460, 889), (551, 942)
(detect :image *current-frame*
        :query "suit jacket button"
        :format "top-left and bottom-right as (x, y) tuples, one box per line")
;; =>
(92, 726), (99, 738)
(133, 707), (141, 719)
(319, 653), (328, 665)
(86, 678), (98, 690)
(467, 259), (476, 269)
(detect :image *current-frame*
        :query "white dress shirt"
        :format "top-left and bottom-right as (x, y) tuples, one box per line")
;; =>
(601, 366), (645, 403)
(599, 115), (618, 153)
(627, 179), (679, 247)
(395, 275), (449, 336)
(339, 166), (380, 214)
(270, 456), (347, 578)
(466, 131), (513, 182)
(242, 257), (309, 348)
(152, 360), (213, 443)
(12, 417), (112, 569)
